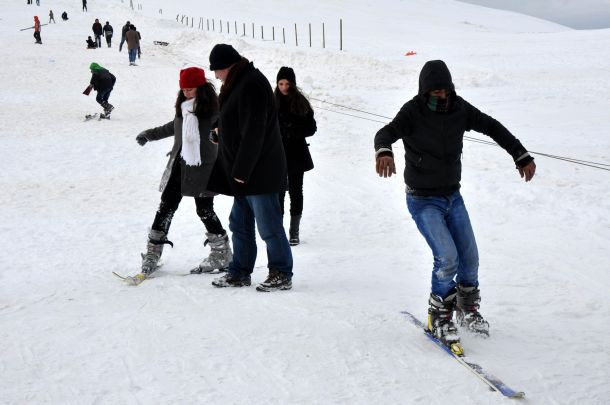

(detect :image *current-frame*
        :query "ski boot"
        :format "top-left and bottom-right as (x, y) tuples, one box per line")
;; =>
(101, 101), (114, 118)
(428, 291), (463, 355)
(456, 285), (490, 337)
(289, 215), (301, 246)
(190, 232), (232, 274)
(140, 229), (172, 276)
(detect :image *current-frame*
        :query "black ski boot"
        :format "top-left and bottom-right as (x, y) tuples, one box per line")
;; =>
(289, 215), (301, 246)
(428, 291), (463, 355)
(456, 285), (490, 337)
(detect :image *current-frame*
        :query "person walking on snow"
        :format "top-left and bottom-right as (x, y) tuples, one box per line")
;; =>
(274, 66), (317, 246)
(33, 16), (42, 44)
(92, 18), (103, 48)
(125, 25), (139, 65)
(49, 10), (55, 23)
(86, 62), (115, 117)
(82, 0), (87, 12)
(118, 20), (130, 52)
(103, 21), (113, 47)
(206, 44), (293, 292)
(374, 60), (536, 354)
(134, 67), (232, 279)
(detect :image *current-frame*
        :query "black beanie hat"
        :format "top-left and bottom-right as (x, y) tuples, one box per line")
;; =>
(276, 66), (296, 85)
(209, 44), (242, 71)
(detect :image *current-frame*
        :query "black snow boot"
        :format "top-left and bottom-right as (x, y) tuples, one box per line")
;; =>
(256, 269), (292, 292)
(289, 215), (301, 246)
(428, 291), (463, 355)
(456, 285), (490, 337)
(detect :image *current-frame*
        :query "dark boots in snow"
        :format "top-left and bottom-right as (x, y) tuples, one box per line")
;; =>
(428, 291), (463, 355)
(289, 215), (301, 246)
(456, 285), (490, 336)
(190, 232), (232, 274)
(256, 269), (292, 292)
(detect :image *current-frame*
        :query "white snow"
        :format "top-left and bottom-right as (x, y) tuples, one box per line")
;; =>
(1, 0), (609, 403)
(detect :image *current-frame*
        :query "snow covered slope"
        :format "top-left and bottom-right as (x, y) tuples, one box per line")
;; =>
(1, 0), (609, 403)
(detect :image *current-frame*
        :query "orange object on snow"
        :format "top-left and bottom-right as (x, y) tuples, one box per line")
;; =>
(405, 51), (417, 56)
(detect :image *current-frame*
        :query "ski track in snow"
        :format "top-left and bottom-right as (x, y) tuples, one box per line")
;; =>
(1, 0), (609, 404)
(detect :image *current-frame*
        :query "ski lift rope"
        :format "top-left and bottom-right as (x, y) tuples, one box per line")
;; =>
(308, 96), (610, 172)
(160, 51), (609, 171)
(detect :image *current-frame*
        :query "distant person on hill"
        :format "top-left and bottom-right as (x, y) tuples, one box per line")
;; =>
(36, 0), (40, 5)
(103, 21), (113, 47)
(82, 0), (87, 12)
(33, 16), (42, 44)
(374, 60), (537, 354)
(133, 67), (233, 282)
(274, 66), (317, 246)
(92, 18), (103, 48)
(87, 62), (115, 117)
(61, 11), (68, 21)
(86, 36), (96, 49)
(118, 20), (130, 52)
(85, 36), (96, 49)
(125, 25), (140, 65)
(49, 10), (55, 23)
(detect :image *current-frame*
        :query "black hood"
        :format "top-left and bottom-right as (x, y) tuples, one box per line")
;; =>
(418, 60), (455, 97)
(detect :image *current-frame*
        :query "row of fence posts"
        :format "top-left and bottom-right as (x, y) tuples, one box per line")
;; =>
(176, 15), (343, 51)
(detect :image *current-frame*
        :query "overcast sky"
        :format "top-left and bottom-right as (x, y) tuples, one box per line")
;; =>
(458, 0), (610, 29)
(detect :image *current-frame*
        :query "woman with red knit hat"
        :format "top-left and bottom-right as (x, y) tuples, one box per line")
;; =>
(33, 16), (42, 44)
(131, 67), (232, 283)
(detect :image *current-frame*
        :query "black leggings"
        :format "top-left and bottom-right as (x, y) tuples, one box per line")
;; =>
(151, 163), (225, 236)
(279, 171), (304, 216)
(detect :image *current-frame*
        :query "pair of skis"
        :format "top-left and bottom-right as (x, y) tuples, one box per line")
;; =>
(402, 310), (525, 399)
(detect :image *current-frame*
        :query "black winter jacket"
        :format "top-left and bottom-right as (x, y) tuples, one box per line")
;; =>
(375, 60), (532, 195)
(90, 68), (115, 91)
(208, 62), (287, 196)
(92, 22), (103, 36)
(103, 24), (113, 36)
(277, 96), (316, 173)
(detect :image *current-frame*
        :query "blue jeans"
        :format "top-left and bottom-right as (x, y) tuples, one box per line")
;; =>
(407, 191), (479, 298)
(96, 88), (112, 105)
(228, 194), (293, 279)
(128, 48), (137, 63)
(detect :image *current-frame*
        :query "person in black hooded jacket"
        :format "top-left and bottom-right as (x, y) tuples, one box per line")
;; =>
(274, 66), (317, 246)
(374, 60), (536, 353)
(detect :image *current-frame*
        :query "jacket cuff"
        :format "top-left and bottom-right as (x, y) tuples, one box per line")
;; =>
(375, 147), (393, 158)
(515, 152), (534, 168)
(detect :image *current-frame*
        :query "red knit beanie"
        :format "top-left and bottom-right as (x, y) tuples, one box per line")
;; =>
(179, 67), (206, 89)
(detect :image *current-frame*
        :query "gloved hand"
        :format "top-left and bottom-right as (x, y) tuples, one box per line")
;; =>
(136, 132), (148, 146)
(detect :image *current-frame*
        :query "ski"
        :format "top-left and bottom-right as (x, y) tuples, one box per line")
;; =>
(84, 113), (98, 121)
(401, 310), (525, 399)
(84, 113), (110, 121)
(112, 271), (148, 286)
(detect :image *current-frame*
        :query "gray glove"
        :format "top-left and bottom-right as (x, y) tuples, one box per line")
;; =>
(136, 131), (148, 146)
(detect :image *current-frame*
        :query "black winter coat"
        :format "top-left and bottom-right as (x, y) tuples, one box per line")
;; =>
(277, 96), (316, 173)
(142, 116), (218, 197)
(208, 62), (287, 196)
(90, 68), (115, 91)
(375, 60), (530, 195)
(103, 24), (113, 36)
(92, 22), (103, 36)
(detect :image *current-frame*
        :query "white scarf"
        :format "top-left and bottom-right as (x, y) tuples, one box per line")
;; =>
(180, 98), (201, 166)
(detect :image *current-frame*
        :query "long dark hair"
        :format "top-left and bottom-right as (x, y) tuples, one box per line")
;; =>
(175, 82), (218, 119)
(274, 83), (312, 116)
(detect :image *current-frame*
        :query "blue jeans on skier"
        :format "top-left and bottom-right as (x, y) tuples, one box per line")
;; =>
(407, 191), (479, 298)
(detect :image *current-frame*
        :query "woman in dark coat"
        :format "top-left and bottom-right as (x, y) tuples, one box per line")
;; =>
(274, 67), (317, 245)
(134, 67), (232, 281)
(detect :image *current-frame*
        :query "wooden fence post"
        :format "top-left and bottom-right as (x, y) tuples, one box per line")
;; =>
(294, 23), (298, 46)
(309, 23), (312, 47)
(340, 19), (343, 51)
(322, 23), (325, 48)
(283, 27), (285, 44)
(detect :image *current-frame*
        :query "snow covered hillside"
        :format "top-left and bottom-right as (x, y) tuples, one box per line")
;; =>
(1, 0), (609, 403)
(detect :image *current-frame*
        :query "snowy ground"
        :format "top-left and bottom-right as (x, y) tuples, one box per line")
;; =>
(1, 0), (609, 403)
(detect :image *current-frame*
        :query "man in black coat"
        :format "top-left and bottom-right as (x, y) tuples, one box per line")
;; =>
(374, 60), (536, 353)
(118, 20), (130, 52)
(92, 18), (102, 48)
(207, 44), (293, 292)
(103, 21), (113, 47)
